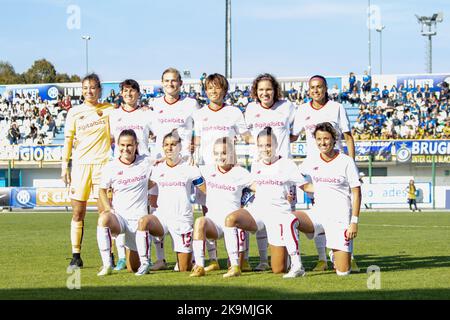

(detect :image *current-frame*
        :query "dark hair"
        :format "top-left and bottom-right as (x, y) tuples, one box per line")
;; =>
(120, 79), (140, 93)
(251, 73), (283, 104)
(162, 129), (181, 145)
(309, 75), (329, 101)
(256, 126), (278, 145)
(118, 129), (139, 155)
(313, 122), (337, 141)
(82, 73), (102, 96)
(205, 73), (229, 94)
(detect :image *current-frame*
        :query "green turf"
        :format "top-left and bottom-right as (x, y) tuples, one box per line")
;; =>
(0, 211), (449, 300)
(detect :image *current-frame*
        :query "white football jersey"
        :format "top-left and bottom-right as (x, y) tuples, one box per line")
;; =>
(151, 96), (199, 159)
(100, 155), (153, 220)
(251, 157), (307, 213)
(193, 105), (248, 165)
(293, 100), (351, 157)
(299, 152), (360, 223)
(109, 107), (154, 157)
(201, 165), (253, 225)
(150, 160), (203, 226)
(245, 100), (295, 159)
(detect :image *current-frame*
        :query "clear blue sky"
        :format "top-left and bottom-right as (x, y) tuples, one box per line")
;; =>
(1, 0), (449, 81)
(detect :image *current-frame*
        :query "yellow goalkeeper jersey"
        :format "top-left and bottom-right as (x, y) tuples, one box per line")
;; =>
(64, 102), (115, 165)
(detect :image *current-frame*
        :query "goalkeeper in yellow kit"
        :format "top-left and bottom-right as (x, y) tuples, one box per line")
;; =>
(61, 73), (115, 270)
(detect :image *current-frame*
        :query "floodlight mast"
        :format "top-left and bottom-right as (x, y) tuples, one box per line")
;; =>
(415, 12), (443, 73)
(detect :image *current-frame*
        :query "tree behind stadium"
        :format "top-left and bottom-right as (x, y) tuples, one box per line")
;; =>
(0, 59), (80, 85)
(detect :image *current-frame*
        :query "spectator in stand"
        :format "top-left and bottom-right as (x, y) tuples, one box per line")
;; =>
(349, 72), (356, 93)
(59, 95), (72, 111)
(329, 84), (340, 101)
(8, 122), (21, 145)
(362, 70), (371, 94)
(349, 87), (361, 106)
(371, 83), (381, 101)
(106, 89), (117, 104)
(382, 85), (390, 100)
(25, 122), (38, 142)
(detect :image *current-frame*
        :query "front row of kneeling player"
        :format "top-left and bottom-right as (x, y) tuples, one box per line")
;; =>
(96, 122), (361, 278)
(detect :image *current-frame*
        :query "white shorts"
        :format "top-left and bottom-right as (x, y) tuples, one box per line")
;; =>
(113, 213), (141, 252)
(246, 204), (297, 247)
(154, 211), (193, 253)
(304, 210), (353, 253)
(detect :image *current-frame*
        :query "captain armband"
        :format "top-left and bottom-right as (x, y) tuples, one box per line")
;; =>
(192, 177), (205, 186)
(241, 187), (255, 207)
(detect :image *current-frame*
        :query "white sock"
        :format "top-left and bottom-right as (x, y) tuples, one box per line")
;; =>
(136, 230), (150, 265)
(256, 228), (268, 263)
(315, 233), (327, 262)
(238, 229), (248, 254)
(115, 234), (126, 260)
(206, 240), (217, 261)
(96, 226), (113, 267)
(193, 240), (205, 267)
(336, 269), (351, 276)
(284, 218), (302, 270)
(154, 237), (165, 261)
(223, 226), (239, 267)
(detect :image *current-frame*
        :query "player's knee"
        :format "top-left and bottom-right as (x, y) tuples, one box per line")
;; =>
(72, 208), (85, 221)
(97, 212), (111, 227)
(225, 212), (238, 227)
(138, 216), (149, 231)
(194, 217), (206, 231)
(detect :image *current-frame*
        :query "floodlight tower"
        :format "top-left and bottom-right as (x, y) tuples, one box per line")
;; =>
(415, 12), (443, 73)
(225, 0), (232, 79)
(376, 25), (385, 74)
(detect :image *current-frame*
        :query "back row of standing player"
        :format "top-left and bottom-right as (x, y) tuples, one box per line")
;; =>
(63, 68), (360, 277)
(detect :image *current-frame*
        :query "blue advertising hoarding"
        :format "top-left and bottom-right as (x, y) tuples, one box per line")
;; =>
(397, 74), (450, 92)
(10, 187), (36, 208)
(395, 140), (450, 163)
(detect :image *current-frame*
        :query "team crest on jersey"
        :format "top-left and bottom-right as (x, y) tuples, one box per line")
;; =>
(313, 167), (319, 171)
(203, 117), (208, 122)
(160, 173), (165, 177)
(159, 110), (164, 114)
(305, 116), (311, 121)
(70, 187), (76, 194)
(117, 171), (123, 175)
(117, 118), (122, 122)
(255, 114), (261, 118)
(79, 116), (85, 120)
(256, 170), (261, 174)
(211, 174), (216, 178)
(97, 109), (103, 117)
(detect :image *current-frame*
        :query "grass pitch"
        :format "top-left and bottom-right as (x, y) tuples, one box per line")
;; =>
(0, 210), (449, 300)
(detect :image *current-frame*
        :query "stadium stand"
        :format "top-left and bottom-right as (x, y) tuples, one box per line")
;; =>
(1, 74), (448, 146)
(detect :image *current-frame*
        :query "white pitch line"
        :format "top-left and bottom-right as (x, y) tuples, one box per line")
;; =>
(360, 223), (450, 229)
